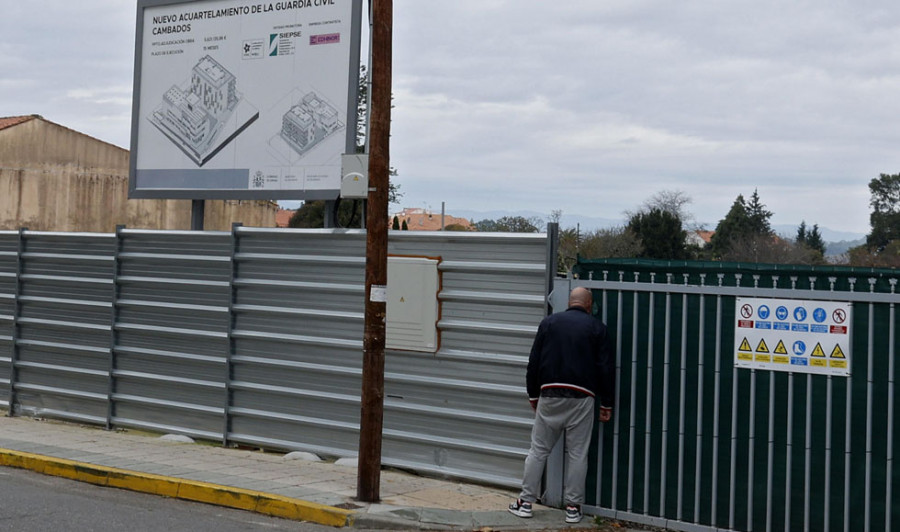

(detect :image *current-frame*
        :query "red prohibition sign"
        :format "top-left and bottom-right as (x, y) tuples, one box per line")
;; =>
(833, 308), (847, 324)
(741, 304), (753, 319)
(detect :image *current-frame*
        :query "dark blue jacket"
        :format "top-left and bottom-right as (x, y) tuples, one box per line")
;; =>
(526, 306), (615, 407)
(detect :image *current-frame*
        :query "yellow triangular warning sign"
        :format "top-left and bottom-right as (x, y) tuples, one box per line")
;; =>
(739, 338), (752, 352)
(811, 343), (826, 358)
(831, 344), (846, 359)
(756, 339), (769, 353)
(774, 340), (788, 355)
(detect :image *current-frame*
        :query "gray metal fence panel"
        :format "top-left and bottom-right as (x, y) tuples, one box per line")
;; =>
(383, 232), (549, 485)
(111, 230), (232, 440)
(552, 268), (900, 532)
(226, 228), (367, 457)
(12, 232), (116, 424)
(0, 231), (17, 408)
(2, 227), (552, 489)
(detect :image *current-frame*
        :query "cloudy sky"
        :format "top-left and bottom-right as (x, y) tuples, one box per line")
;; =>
(3, 1), (898, 236)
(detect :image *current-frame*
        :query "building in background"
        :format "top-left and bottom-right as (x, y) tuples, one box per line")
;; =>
(0, 115), (276, 231)
(390, 207), (472, 231)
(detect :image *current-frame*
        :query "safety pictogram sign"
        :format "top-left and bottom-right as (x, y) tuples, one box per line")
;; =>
(735, 297), (852, 377)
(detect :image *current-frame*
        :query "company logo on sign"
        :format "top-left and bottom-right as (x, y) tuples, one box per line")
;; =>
(310, 33), (340, 45)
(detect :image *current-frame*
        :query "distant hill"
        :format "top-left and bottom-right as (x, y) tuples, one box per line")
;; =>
(824, 238), (866, 257)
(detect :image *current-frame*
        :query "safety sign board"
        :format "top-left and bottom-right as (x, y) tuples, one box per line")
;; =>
(735, 297), (852, 377)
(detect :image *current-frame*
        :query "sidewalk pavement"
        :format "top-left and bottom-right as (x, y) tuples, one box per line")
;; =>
(0, 414), (631, 531)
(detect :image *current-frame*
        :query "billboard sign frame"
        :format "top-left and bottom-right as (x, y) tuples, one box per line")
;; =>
(129, 0), (363, 200)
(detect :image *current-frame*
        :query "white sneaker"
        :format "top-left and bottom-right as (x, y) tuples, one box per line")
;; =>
(565, 504), (583, 523)
(508, 498), (533, 518)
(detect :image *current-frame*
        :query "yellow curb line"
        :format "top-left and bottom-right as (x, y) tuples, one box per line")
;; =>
(0, 449), (355, 528)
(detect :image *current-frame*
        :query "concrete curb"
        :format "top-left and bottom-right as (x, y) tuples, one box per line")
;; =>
(0, 448), (355, 528)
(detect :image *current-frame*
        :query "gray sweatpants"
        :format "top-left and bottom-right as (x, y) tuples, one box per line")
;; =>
(518, 396), (595, 506)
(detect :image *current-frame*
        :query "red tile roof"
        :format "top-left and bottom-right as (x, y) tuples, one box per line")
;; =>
(0, 115), (39, 132)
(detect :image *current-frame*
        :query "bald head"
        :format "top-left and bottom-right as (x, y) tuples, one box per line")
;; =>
(568, 287), (592, 312)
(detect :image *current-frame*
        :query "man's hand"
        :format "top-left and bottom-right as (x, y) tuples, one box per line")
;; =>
(598, 406), (612, 423)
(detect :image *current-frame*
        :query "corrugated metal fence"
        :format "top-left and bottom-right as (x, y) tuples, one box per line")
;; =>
(0, 227), (555, 488)
(554, 259), (899, 532)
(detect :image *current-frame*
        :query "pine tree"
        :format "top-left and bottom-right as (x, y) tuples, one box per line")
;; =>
(627, 208), (687, 260)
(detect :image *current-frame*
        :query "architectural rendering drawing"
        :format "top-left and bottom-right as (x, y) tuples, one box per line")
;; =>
(149, 55), (259, 167)
(280, 91), (344, 158)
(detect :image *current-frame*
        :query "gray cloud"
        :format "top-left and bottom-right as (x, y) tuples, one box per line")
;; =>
(2, 0), (896, 234)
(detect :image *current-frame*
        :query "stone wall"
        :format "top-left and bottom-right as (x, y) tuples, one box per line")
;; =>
(0, 117), (276, 231)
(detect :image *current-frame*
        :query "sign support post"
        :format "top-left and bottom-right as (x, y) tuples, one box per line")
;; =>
(357, 0), (392, 503)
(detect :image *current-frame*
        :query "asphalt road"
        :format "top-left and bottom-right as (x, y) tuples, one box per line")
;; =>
(0, 466), (340, 532)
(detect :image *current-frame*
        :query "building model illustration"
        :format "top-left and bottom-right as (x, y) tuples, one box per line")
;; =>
(280, 92), (344, 157)
(150, 55), (258, 167)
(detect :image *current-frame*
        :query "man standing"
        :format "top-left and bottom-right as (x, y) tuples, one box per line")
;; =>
(508, 287), (615, 524)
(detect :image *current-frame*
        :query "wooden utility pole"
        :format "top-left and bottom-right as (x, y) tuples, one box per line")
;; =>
(357, 0), (392, 503)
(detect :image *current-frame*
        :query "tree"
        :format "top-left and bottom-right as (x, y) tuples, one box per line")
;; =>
(401, 219), (409, 230)
(629, 190), (697, 231)
(745, 189), (774, 236)
(391, 216), (400, 230)
(472, 216), (543, 233)
(865, 173), (900, 252)
(848, 240), (900, 267)
(719, 233), (824, 264)
(444, 223), (469, 232)
(627, 208), (687, 260)
(796, 221), (826, 256)
(578, 227), (643, 261)
(288, 200), (364, 228)
(709, 190), (774, 259)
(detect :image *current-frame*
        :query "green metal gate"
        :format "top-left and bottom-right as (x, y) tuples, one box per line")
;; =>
(549, 259), (899, 532)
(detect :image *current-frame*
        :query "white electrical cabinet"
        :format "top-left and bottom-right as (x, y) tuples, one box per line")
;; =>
(386, 256), (440, 352)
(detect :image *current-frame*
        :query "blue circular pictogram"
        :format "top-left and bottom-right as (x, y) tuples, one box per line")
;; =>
(758, 305), (771, 319)
(813, 308), (827, 323)
(793, 341), (806, 356)
(776, 306), (789, 320)
(794, 307), (807, 322)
